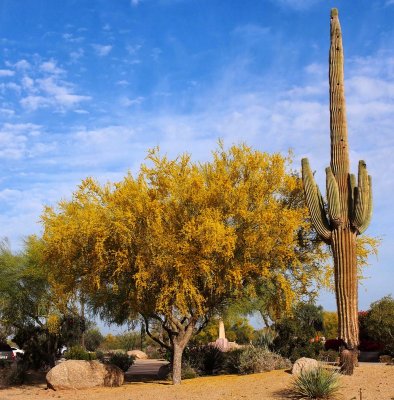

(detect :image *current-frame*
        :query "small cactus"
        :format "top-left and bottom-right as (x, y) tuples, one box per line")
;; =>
(301, 9), (372, 375)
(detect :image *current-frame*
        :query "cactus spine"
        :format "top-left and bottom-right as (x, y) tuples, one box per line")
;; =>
(301, 9), (373, 374)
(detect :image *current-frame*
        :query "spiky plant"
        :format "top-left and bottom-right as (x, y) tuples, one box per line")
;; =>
(292, 367), (341, 399)
(301, 9), (372, 374)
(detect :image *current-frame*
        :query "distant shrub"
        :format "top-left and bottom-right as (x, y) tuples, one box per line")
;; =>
(253, 328), (278, 350)
(0, 361), (28, 386)
(185, 345), (225, 375)
(317, 350), (339, 363)
(291, 367), (340, 399)
(108, 352), (134, 372)
(289, 342), (324, 363)
(65, 345), (97, 361)
(228, 346), (291, 375)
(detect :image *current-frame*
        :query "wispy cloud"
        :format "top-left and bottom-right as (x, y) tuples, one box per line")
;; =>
(40, 60), (65, 75)
(0, 69), (15, 77)
(92, 44), (113, 56)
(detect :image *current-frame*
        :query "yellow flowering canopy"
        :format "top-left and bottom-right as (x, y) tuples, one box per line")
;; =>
(42, 145), (327, 333)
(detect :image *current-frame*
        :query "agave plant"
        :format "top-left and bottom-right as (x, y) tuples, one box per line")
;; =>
(292, 367), (341, 399)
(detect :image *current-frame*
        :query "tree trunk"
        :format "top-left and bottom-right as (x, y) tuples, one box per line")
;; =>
(332, 227), (359, 373)
(172, 342), (184, 385)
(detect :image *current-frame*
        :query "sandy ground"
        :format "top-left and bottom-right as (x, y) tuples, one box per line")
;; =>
(0, 363), (392, 400)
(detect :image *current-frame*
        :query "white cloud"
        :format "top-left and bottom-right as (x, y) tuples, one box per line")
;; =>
(120, 96), (144, 107)
(38, 77), (91, 108)
(92, 44), (113, 56)
(12, 59), (31, 70)
(0, 69), (15, 77)
(40, 60), (65, 75)
(0, 108), (14, 116)
(20, 95), (49, 111)
(21, 76), (35, 91)
(131, 0), (140, 6)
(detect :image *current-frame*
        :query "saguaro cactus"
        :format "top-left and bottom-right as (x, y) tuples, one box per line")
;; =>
(301, 9), (372, 374)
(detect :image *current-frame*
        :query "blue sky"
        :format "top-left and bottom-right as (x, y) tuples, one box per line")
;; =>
(1, 0), (393, 325)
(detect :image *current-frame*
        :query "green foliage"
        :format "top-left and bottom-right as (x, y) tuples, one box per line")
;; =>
(364, 295), (394, 355)
(231, 346), (291, 375)
(322, 312), (338, 339)
(273, 303), (324, 362)
(185, 345), (225, 375)
(84, 328), (104, 352)
(100, 332), (141, 351)
(253, 328), (278, 350)
(65, 345), (97, 361)
(291, 367), (341, 399)
(107, 352), (134, 372)
(192, 315), (254, 346)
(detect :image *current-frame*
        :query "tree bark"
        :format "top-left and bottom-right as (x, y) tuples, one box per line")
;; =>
(172, 342), (184, 385)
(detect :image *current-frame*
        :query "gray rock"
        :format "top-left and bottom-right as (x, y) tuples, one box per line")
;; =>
(46, 360), (124, 390)
(291, 357), (319, 375)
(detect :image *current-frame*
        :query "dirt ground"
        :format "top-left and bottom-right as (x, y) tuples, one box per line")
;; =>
(0, 363), (392, 400)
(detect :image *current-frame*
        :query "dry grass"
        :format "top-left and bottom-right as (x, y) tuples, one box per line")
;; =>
(0, 363), (392, 400)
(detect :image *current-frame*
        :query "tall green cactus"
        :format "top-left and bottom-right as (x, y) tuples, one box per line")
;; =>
(301, 9), (372, 373)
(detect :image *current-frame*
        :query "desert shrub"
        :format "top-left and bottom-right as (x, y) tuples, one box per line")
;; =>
(292, 367), (340, 399)
(253, 328), (278, 350)
(65, 345), (97, 361)
(318, 350), (339, 363)
(289, 342), (324, 363)
(223, 348), (244, 374)
(0, 361), (28, 386)
(84, 328), (104, 352)
(184, 345), (225, 375)
(230, 346), (291, 375)
(108, 352), (134, 372)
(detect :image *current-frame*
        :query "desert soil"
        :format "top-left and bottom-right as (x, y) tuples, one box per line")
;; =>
(0, 363), (392, 400)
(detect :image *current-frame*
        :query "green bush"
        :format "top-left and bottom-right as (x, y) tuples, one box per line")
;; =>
(108, 352), (134, 372)
(234, 346), (291, 375)
(185, 345), (225, 375)
(253, 328), (278, 350)
(65, 345), (97, 361)
(292, 367), (340, 399)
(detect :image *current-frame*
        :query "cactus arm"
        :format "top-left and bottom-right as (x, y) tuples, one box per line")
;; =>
(357, 175), (373, 234)
(301, 158), (332, 242)
(352, 160), (371, 233)
(326, 167), (342, 228)
(349, 173), (356, 216)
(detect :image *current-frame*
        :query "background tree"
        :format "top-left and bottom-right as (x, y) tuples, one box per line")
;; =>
(42, 144), (331, 384)
(272, 302), (324, 362)
(0, 236), (85, 368)
(322, 311), (338, 339)
(364, 295), (394, 355)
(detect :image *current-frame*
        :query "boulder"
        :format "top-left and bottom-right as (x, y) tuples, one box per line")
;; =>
(291, 357), (319, 375)
(126, 350), (148, 359)
(46, 360), (124, 390)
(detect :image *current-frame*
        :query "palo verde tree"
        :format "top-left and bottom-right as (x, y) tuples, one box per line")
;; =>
(301, 9), (373, 374)
(42, 144), (330, 384)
